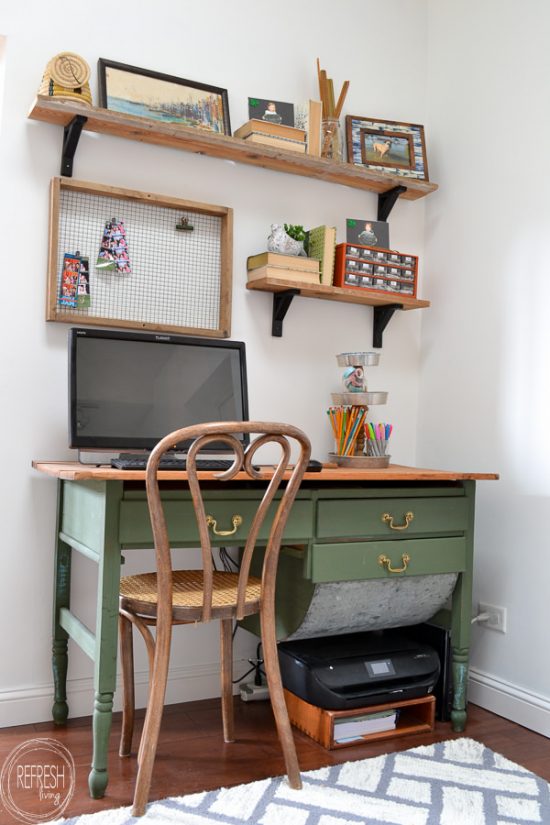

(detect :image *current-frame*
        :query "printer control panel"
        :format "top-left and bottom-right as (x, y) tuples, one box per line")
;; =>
(365, 659), (396, 678)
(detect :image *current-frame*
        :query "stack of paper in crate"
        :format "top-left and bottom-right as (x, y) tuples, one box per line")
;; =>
(247, 252), (320, 284)
(234, 119), (307, 154)
(333, 709), (397, 743)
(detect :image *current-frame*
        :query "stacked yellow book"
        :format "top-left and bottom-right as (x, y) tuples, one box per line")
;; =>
(247, 252), (320, 284)
(234, 120), (307, 154)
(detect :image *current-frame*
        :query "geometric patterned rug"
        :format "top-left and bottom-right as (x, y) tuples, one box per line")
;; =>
(55, 739), (550, 825)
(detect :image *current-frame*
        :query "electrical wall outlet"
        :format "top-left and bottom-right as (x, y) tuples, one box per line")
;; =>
(478, 602), (507, 633)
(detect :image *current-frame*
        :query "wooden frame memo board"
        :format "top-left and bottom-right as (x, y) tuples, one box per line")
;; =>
(47, 177), (233, 337)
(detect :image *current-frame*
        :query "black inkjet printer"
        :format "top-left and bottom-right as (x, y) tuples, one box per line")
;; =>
(278, 629), (440, 710)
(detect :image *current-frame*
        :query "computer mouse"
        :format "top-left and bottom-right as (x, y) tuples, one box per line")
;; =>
(306, 459), (323, 472)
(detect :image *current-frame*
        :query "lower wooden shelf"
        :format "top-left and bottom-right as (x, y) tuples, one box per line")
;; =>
(284, 689), (436, 750)
(247, 275), (430, 345)
(246, 274), (430, 310)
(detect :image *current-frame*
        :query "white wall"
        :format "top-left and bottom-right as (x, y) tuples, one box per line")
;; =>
(0, 0), (429, 726)
(422, 0), (550, 733)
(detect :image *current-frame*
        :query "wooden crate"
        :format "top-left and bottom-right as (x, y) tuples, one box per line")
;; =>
(284, 689), (435, 750)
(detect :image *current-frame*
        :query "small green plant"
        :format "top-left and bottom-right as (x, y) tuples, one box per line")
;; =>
(284, 223), (306, 242)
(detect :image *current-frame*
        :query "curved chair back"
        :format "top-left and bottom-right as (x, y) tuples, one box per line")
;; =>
(145, 421), (311, 623)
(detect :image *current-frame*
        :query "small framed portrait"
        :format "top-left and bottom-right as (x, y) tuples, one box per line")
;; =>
(345, 116), (429, 181)
(248, 97), (295, 127)
(98, 59), (231, 136)
(346, 218), (390, 250)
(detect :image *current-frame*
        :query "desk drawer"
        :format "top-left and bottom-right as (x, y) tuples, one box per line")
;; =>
(310, 537), (466, 583)
(316, 496), (468, 539)
(119, 498), (312, 545)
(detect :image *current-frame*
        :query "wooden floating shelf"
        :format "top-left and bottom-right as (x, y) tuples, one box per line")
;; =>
(247, 275), (430, 346)
(28, 97), (438, 200)
(246, 274), (430, 310)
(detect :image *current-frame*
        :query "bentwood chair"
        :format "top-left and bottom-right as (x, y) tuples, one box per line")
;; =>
(118, 421), (311, 816)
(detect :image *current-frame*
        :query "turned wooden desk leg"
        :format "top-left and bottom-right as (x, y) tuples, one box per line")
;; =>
(52, 482), (71, 726)
(451, 646), (469, 731)
(89, 691), (114, 799)
(451, 480), (476, 732)
(451, 567), (471, 731)
(88, 481), (123, 799)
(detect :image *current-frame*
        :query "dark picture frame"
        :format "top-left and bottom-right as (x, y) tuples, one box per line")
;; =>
(346, 115), (428, 181)
(98, 59), (231, 136)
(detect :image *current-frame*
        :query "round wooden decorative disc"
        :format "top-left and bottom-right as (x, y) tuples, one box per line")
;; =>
(48, 52), (90, 88)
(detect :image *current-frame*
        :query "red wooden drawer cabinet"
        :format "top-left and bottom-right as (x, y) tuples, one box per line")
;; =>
(334, 242), (418, 298)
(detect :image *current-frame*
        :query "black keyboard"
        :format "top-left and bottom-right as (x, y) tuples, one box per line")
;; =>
(111, 457), (233, 471)
(111, 457), (323, 472)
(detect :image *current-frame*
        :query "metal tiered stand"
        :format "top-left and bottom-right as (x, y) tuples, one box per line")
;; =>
(328, 351), (390, 468)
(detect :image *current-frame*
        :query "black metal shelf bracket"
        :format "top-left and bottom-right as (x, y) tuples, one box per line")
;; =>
(61, 115), (88, 177)
(272, 289), (300, 337)
(373, 304), (403, 348)
(377, 185), (407, 222)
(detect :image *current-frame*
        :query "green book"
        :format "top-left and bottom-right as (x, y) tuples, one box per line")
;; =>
(306, 225), (336, 285)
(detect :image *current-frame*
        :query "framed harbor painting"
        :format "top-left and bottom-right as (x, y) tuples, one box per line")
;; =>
(97, 59), (231, 135)
(345, 115), (428, 181)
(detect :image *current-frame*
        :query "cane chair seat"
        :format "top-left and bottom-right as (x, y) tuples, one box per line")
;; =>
(120, 570), (262, 620)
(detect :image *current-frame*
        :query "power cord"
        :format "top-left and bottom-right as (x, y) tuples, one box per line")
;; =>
(253, 642), (264, 686)
(220, 546), (240, 572)
(471, 611), (490, 625)
(232, 641), (264, 685)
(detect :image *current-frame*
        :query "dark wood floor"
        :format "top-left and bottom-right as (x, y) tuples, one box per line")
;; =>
(2, 699), (550, 821)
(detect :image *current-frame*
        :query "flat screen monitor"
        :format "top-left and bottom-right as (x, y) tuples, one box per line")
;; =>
(69, 328), (249, 453)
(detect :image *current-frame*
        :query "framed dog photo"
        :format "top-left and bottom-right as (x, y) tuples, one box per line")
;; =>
(345, 116), (429, 181)
(98, 59), (231, 135)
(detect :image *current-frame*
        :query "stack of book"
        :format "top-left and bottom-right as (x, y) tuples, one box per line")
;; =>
(247, 252), (320, 284)
(234, 119), (307, 154)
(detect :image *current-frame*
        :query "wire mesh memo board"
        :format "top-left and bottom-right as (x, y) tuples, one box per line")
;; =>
(47, 178), (233, 337)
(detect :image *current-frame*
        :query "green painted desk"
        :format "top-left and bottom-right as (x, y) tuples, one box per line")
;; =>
(33, 461), (496, 799)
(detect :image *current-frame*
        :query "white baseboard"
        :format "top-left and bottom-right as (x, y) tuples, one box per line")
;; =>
(0, 660), (247, 729)
(6, 662), (549, 738)
(469, 667), (550, 737)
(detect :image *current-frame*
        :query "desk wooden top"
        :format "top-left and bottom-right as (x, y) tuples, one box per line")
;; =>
(32, 461), (498, 482)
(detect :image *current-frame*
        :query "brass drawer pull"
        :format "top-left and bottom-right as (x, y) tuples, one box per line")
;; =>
(378, 553), (411, 573)
(382, 511), (414, 531)
(206, 514), (243, 536)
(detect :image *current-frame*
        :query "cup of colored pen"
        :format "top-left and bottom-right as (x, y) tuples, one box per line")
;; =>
(327, 405), (367, 456)
(365, 422), (392, 456)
